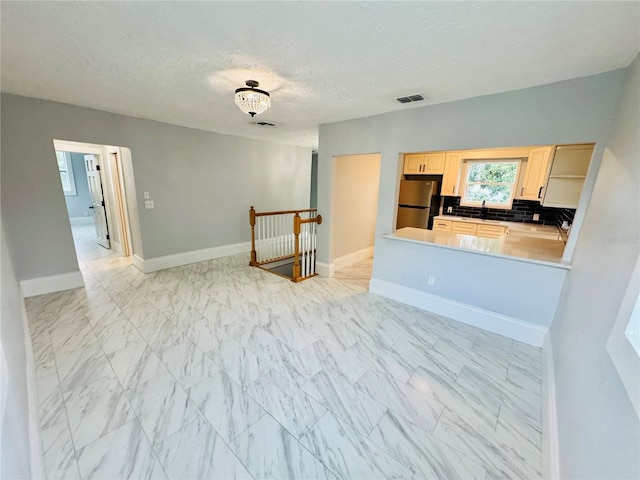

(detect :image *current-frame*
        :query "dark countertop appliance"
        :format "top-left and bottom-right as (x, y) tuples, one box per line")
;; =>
(397, 180), (440, 230)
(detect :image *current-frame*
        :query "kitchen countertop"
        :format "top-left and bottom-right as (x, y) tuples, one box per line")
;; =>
(385, 227), (570, 269)
(433, 215), (562, 237)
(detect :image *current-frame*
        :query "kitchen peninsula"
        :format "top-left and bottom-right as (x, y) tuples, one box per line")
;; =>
(388, 225), (568, 266)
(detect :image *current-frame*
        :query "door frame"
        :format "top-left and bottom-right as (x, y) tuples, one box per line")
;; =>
(53, 139), (133, 258)
(83, 152), (111, 249)
(109, 150), (133, 257)
(328, 152), (382, 276)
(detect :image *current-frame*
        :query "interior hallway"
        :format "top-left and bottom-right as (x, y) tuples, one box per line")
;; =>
(28, 224), (542, 479)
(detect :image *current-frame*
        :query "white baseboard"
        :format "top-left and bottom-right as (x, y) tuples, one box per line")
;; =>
(132, 241), (251, 273)
(541, 334), (560, 479)
(316, 261), (334, 278)
(333, 246), (374, 271)
(369, 278), (547, 347)
(132, 254), (145, 273)
(69, 216), (93, 225)
(20, 271), (85, 297)
(21, 298), (46, 478)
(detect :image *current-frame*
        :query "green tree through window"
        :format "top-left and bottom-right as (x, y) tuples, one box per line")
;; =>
(462, 160), (520, 207)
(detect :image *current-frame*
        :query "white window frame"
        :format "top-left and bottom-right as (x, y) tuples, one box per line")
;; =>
(56, 151), (77, 196)
(460, 159), (522, 210)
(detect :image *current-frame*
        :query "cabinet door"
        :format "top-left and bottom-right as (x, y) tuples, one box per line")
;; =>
(451, 222), (477, 235)
(424, 153), (445, 174)
(433, 219), (452, 232)
(404, 154), (424, 174)
(442, 152), (461, 196)
(521, 147), (552, 200)
(476, 225), (506, 238)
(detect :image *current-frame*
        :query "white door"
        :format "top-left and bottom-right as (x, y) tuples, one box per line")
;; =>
(84, 154), (111, 249)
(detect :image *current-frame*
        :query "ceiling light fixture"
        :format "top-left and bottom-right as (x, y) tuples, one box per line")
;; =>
(235, 80), (271, 117)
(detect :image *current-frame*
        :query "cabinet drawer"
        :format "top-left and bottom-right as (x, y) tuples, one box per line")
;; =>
(452, 222), (477, 234)
(432, 220), (452, 232)
(476, 225), (506, 238)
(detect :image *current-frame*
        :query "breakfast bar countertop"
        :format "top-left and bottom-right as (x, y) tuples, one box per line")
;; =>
(385, 227), (570, 269)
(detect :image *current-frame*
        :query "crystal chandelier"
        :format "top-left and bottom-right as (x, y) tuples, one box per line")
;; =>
(234, 80), (271, 117)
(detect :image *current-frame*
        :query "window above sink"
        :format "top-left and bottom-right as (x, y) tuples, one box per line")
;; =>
(460, 159), (522, 209)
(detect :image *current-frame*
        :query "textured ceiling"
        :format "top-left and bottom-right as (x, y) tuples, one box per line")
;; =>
(2, 2), (638, 148)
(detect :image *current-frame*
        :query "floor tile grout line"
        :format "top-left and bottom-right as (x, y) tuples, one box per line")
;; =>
(43, 306), (83, 479)
(74, 234), (172, 479)
(38, 225), (542, 479)
(76, 248), (174, 475)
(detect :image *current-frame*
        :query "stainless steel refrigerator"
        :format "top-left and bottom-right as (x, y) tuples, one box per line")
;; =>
(396, 180), (440, 229)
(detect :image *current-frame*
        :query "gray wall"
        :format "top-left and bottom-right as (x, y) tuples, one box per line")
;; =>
(1, 226), (35, 478)
(63, 152), (92, 218)
(316, 70), (625, 325)
(549, 56), (639, 479)
(1, 94), (312, 281)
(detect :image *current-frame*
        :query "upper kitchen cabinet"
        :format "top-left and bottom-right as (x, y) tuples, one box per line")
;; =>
(519, 146), (553, 201)
(424, 153), (445, 174)
(403, 152), (445, 174)
(543, 144), (594, 208)
(403, 154), (425, 174)
(442, 152), (462, 196)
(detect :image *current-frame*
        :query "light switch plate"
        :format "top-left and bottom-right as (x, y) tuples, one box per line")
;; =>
(144, 200), (154, 209)
(143, 191), (150, 199)
(447, 206), (453, 213)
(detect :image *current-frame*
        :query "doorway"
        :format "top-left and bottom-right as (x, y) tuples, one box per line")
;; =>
(330, 153), (381, 287)
(53, 139), (134, 261)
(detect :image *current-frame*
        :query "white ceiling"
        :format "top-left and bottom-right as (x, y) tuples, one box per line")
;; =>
(2, 2), (638, 148)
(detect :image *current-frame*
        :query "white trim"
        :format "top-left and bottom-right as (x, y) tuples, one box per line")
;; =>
(132, 254), (145, 273)
(53, 139), (105, 155)
(112, 240), (123, 256)
(22, 298), (46, 478)
(316, 261), (334, 278)
(332, 246), (374, 271)
(68, 216), (93, 225)
(132, 241), (251, 273)
(368, 278), (547, 346)
(606, 254), (640, 419)
(20, 271), (85, 297)
(541, 334), (560, 480)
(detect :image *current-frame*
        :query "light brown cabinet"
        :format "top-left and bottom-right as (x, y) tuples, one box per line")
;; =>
(403, 154), (425, 174)
(451, 221), (477, 235)
(432, 217), (507, 238)
(476, 224), (507, 238)
(403, 153), (445, 174)
(424, 153), (445, 174)
(433, 219), (452, 232)
(442, 152), (462, 196)
(519, 146), (553, 201)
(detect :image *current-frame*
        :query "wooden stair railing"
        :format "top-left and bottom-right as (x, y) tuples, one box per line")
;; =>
(249, 206), (323, 282)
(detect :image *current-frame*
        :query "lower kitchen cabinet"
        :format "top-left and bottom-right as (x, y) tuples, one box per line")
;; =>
(433, 219), (452, 232)
(451, 222), (477, 235)
(476, 224), (507, 238)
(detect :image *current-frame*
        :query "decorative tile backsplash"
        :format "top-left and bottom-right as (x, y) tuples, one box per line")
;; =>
(441, 197), (575, 228)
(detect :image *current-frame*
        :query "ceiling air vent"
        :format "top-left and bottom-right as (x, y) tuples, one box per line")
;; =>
(396, 94), (425, 104)
(252, 121), (276, 127)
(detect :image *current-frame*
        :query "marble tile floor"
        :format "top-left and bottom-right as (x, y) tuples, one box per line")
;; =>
(28, 224), (542, 479)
